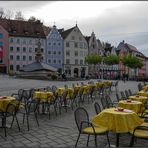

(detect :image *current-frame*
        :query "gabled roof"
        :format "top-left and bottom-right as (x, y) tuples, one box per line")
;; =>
(60, 26), (75, 39)
(0, 18), (46, 38)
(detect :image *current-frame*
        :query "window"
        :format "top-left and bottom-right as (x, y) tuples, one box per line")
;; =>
(58, 60), (61, 64)
(16, 55), (20, 61)
(23, 56), (26, 61)
(48, 42), (51, 45)
(53, 43), (56, 46)
(80, 43), (83, 48)
(58, 51), (61, 55)
(29, 40), (32, 45)
(0, 58), (2, 63)
(23, 39), (26, 44)
(75, 59), (78, 64)
(53, 59), (56, 63)
(66, 50), (70, 56)
(10, 46), (13, 52)
(48, 51), (51, 54)
(10, 65), (13, 71)
(74, 42), (78, 48)
(35, 48), (38, 52)
(16, 65), (20, 71)
(66, 42), (70, 47)
(10, 55), (13, 60)
(10, 38), (13, 43)
(23, 47), (26, 52)
(58, 42), (61, 46)
(16, 47), (20, 52)
(66, 59), (70, 64)
(0, 42), (3, 46)
(17, 38), (20, 44)
(48, 59), (51, 63)
(80, 60), (83, 65)
(53, 51), (56, 55)
(80, 51), (83, 56)
(79, 37), (82, 41)
(41, 48), (44, 52)
(29, 56), (32, 61)
(71, 36), (75, 40)
(75, 51), (78, 56)
(29, 47), (32, 52)
(0, 33), (3, 38)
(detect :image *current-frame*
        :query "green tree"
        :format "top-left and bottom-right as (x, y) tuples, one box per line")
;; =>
(121, 54), (143, 77)
(85, 54), (102, 76)
(104, 55), (119, 65)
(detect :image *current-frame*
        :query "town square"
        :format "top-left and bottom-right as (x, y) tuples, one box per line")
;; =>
(0, 1), (148, 147)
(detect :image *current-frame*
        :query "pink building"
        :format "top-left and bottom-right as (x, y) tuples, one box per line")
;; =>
(0, 25), (9, 73)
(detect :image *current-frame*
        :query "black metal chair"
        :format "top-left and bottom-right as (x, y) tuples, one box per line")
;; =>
(94, 102), (101, 115)
(21, 89), (40, 131)
(105, 95), (117, 108)
(138, 83), (143, 91)
(116, 93), (122, 102)
(100, 95), (108, 109)
(74, 107), (110, 147)
(0, 101), (20, 137)
(125, 90), (130, 99)
(129, 125), (148, 147)
(120, 91), (127, 100)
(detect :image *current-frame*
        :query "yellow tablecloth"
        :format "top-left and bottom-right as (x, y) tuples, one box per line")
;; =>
(129, 95), (148, 104)
(0, 96), (16, 112)
(82, 85), (90, 95)
(138, 90), (148, 97)
(92, 108), (143, 133)
(96, 82), (104, 89)
(33, 91), (54, 102)
(143, 85), (148, 92)
(118, 100), (143, 114)
(56, 88), (65, 96)
(66, 88), (74, 99)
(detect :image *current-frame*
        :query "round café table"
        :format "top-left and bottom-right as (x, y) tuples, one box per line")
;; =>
(0, 96), (15, 112)
(138, 90), (148, 97)
(129, 95), (148, 104)
(118, 100), (143, 114)
(92, 108), (143, 147)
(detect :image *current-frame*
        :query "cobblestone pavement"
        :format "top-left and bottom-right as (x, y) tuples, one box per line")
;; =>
(0, 75), (147, 147)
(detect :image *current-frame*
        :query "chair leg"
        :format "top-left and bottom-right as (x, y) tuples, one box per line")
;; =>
(75, 132), (81, 148)
(129, 135), (135, 147)
(34, 112), (39, 126)
(10, 116), (15, 128)
(15, 116), (20, 131)
(26, 114), (30, 131)
(2, 118), (7, 137)
(106, 132), (110, 147)
(94, 135), (97, 147)
(87, 134), (90, 146)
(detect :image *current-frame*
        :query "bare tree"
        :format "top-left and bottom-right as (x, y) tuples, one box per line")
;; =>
(5, 10), (14, 19)
(0, 7), (5, 19)
(15, 11), (25, 20)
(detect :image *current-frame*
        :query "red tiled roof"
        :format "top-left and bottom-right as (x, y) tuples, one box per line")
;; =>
(0, 18), (46, 38)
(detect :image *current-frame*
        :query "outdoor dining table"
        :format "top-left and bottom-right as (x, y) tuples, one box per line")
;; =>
(129, 95), (148, 104)
(0, 96), (16, 112)
(33, 91), (54, 114)
(137, 90), (148, 97)
(92, 108), (143, 147)
(118, 100), (143, 114)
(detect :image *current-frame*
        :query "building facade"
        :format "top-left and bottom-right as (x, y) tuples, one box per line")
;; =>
(61, 24), (88, 77)
(117, 40), (146, 78)
(46, 25), (64, 74)
(0, 19), (46, 74)
(0, 25), (9, 73)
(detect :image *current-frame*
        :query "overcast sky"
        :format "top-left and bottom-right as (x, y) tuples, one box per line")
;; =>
(1, 1), (148, 56)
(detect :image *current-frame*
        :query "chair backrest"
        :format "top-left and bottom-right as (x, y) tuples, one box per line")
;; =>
(138, 83), (143, 91)
(120, 91), (126, 100)
(100, 95), (108, 109)
(5, 101), (17, 115)
(74, 107), (89, 132)
(128, 89), (133, 96)
(116, 93), (121, 102)
(105, 95), (113, 108)
(94, 102), (101, 115)
(51, 85), (57, 93)
(125, 90), (129, 98)
(46, 86), (52, 91)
